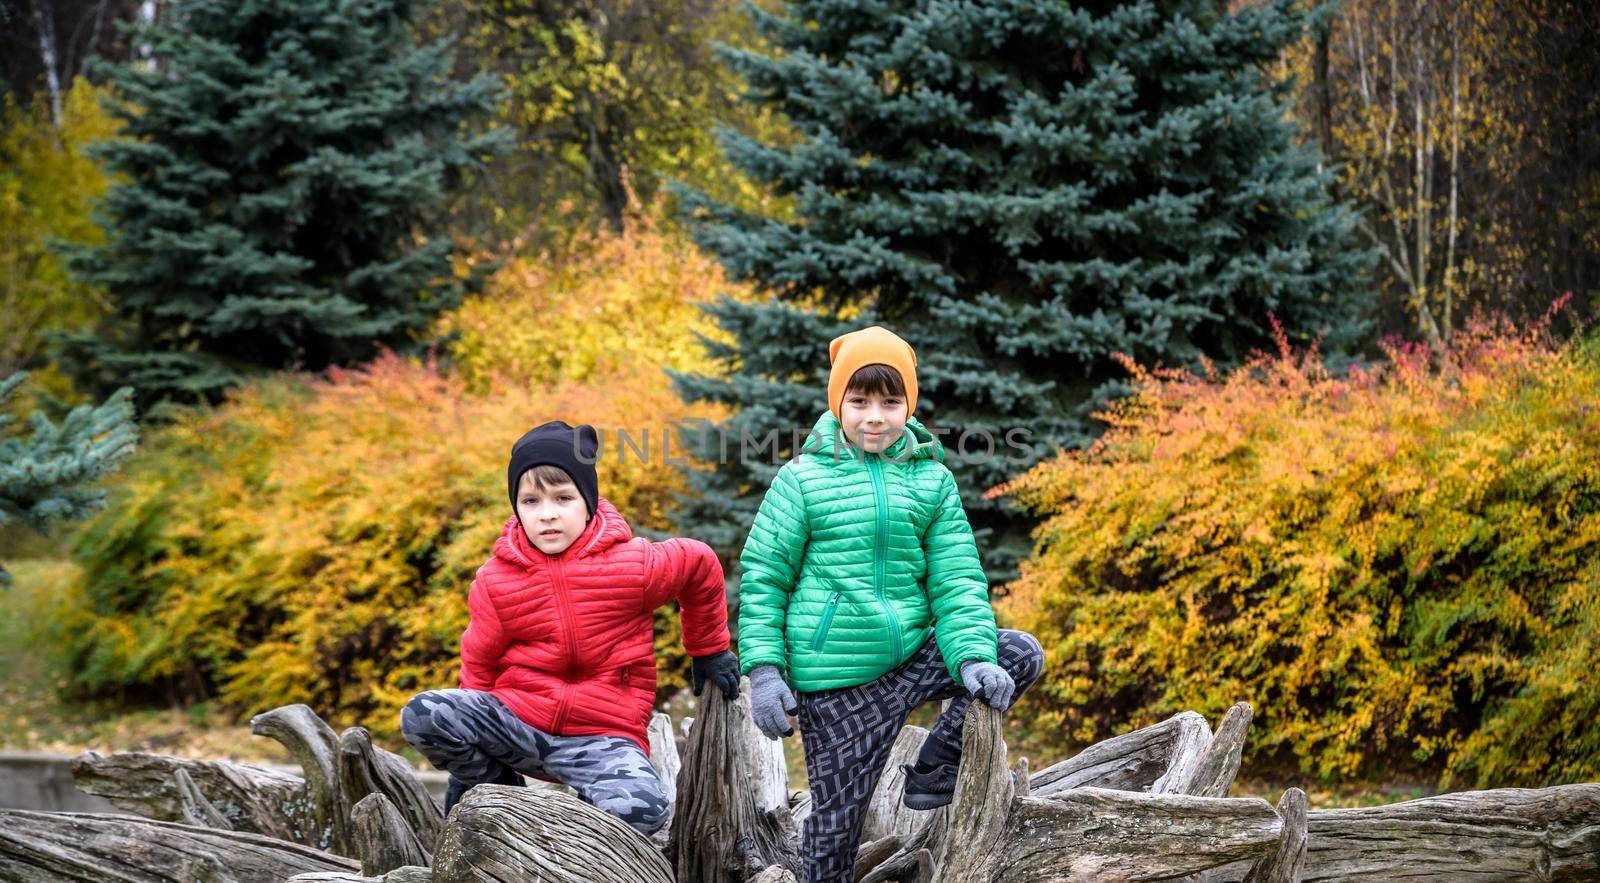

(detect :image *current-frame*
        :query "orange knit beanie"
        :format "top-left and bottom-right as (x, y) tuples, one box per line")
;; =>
(827, 326), (918, 419)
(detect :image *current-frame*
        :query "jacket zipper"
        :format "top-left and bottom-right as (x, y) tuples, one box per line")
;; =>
(865, 456), (903, 661)
(549, 554), (578, 733)
(811, 591), (841, 650)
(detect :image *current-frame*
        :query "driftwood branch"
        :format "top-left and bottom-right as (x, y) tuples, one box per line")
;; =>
(251, 703), (353, 854)
(668, 676), (800, 883)
(1243, 788), (1308, 883)
(0, 809), (361, 882)
(1297, 784), (1600, 880)
(69, 749), (304, 841)
(430, 784), (673, 883)
(1175, 702), (1253, 798)
(863, 724), (932, 843)
(990, 787), (1282, 882)
(351, 792), (430, 876)
(39, 698), (1600, 883)
(337, 726), (443, 853)
(1032, 711), (1212, 796)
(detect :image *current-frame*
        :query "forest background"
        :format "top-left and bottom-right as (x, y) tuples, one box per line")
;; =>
(3, 0), (1597, 803)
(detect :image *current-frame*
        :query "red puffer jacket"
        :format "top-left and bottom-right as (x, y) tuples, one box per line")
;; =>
(459, 497), (730, 753)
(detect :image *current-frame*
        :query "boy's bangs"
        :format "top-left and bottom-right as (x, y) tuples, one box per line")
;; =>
(845, 364), (906, 399)
(518, 464), (577, 494)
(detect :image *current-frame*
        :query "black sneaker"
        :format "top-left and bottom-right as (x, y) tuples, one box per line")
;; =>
(900, 761), (958, 810)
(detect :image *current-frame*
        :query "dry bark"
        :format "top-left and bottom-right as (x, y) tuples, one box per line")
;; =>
(0, 809), (361, 882)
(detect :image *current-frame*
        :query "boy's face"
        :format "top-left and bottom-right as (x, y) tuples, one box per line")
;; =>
(515, 472), (589, 556)
(840, 387), (908, 453)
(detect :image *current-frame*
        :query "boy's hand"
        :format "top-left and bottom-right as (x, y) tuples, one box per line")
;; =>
(691, 650), (741, 700)
(748, 664), (798, 739)
(960, 660), (1016, 710)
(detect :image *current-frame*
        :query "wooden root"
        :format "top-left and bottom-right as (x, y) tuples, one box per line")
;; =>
(40, 697), (1600, 883)
(668, 676), (800, 882)
(430, 784), (673, 883)
(0, 809), (361, 882)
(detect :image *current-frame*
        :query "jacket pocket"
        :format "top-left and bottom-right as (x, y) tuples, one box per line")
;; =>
(810, 591), (842, 651)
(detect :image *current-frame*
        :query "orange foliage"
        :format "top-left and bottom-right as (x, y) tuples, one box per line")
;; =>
(996, 308), (1600, 787)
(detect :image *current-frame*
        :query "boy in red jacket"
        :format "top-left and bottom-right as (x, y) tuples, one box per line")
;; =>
(401, 420), (739, 834)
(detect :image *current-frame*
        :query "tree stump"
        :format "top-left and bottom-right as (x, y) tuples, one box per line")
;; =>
(668, 676), (801, 882)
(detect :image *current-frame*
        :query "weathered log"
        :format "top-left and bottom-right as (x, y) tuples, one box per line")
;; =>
(862, 704), (1280, 883)
(336, 726), (443, 852)
(1295, 784), (1600, 881)
(853, 833), (903, 880)
(647, 711), (682, 806)
(1173, 702), (1253, 798)
(430, 784), (673, 883)
(1011, 757), (1029, 798)
(669, 677), (800, 882)
(69, 749), (303, 840)
(350, 792), (430, 876)
(862, 724), (932, 844)
(48, 698), (1600, 883)
(1150, 712), (1214, 795)
(989, 788), (1283, 882)
(933, 704), (1014, 883)
(252, 703), (354, 854)
(1242, 788), (1307, 883)
(173, 766), (234, 830)
(1030, 711), (1213, 796)
(0, 809), (362, 882)
(287, 868), (430, 883)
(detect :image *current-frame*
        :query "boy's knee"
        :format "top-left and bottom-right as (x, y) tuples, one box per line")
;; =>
(635, 790), (670, 835)
(999, 630), (1045, 688)
(599, 780), (670, 836)
(400, 690), (449, 745)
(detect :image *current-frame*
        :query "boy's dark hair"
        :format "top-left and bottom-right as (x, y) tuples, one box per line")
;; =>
(845, 364), (907, 400)
(516, 464), (577, 495)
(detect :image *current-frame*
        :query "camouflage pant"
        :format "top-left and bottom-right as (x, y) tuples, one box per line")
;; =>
(796, 629), (1045, 883)
(400, 688), (669, 835)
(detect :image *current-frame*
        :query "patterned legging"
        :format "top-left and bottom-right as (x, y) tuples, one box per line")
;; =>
(400, 688), (669, 835)
(796, 629), (1045, 883)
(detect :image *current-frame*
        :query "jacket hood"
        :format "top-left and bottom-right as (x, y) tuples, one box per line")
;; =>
(799, 409), (944, 464)
(494, 496), (633, 567)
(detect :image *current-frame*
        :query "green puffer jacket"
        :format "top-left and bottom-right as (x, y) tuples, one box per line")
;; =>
(736, 409), (998, 691)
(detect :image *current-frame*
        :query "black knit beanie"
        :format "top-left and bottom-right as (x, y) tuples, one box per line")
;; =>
(507, 421), (600, 524)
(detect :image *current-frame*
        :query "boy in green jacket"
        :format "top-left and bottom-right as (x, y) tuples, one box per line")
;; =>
(737, 325), (1045, 883)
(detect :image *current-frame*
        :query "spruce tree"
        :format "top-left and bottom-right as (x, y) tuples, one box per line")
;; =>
(673, 0), (1374, 584)
(0, 372), (136, 586)
(62, 0), (506, 405)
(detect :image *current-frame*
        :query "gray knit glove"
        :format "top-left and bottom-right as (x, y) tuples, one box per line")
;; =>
(960, 660), (1016, 710)
(748, 664), (798, 739)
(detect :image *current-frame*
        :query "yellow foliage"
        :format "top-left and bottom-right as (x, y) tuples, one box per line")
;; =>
(439, 209), (740, 391)
(1, 78), (119, 400)
(60, 354), (716, 741)
(59, 222), (741, 743)
(996, 313), (1600, 787)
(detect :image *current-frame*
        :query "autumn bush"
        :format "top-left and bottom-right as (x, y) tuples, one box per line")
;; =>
(439, 213), (735, 392)
(56, 222), (737, 741)
(997, 309), (1600, 788)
